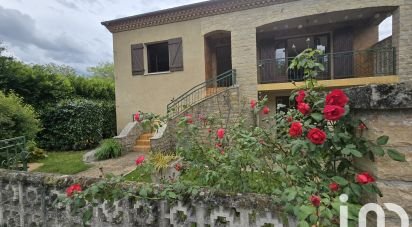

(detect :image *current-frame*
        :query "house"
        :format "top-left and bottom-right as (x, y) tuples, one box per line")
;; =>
(102, 0), (412, 133)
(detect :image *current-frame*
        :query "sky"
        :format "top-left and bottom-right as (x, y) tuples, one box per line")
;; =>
(0, 0), (392, 75)
(0, 0), (205, 74)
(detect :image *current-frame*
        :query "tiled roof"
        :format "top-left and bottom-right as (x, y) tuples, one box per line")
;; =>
(101, 0), (297, 33)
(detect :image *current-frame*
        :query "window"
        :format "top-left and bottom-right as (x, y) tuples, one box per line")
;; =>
(147, 42), (169, 73)
(130, 37), (183, 76)
(276, 96), (291, 112)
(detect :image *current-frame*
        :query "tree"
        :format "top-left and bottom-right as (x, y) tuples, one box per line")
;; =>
(43, 63), (77, 77)
(87, 62), (114, 79)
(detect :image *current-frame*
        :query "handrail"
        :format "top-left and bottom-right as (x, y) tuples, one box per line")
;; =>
(167, 69), (236, 119)
(0, 136), (28, 171)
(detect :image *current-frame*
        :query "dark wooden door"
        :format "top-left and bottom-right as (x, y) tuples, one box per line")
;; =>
(216, 45), (232, 86)
(333, 27), (353, 78)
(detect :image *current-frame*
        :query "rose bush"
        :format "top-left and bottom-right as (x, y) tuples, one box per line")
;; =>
(172, 48), (406, 226)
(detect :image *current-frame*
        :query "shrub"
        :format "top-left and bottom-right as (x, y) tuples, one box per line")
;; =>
(26, 140), (47, 161)
(37, 99), (103, 151)
(0, 91), (41, 140)
(0, 63), (74, 108)
(68, 76), (115, 101)
(94, 139), (122, 160)
(100, 101), (117, 138)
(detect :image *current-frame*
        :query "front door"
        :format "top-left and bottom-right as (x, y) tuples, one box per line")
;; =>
(216, 45), (232, 87)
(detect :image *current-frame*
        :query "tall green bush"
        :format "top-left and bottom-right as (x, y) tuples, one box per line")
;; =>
(0, 63), (74, 108)
(0, 91), (41, 140)
(38, 99), (104, 151)
(100, 101), (117, 138)
(68, 76), (115, 101)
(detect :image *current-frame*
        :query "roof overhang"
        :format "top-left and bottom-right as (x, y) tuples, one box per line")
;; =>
(101, 0), (298, 33)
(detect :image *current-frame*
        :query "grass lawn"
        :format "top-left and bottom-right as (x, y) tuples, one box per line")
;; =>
(124, 168), (152, 183)
(35, 151), (92, 175)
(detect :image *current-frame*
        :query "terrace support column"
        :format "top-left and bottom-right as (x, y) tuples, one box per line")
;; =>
(231, 27), (258, 101)
(392, 3), (412, 81)
(345, 83), (412, 226)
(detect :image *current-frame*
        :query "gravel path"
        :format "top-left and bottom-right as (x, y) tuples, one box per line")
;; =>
(75, 151), (147, 178)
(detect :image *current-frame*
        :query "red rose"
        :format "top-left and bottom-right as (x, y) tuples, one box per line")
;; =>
(323, 105), (345, 121)
(329, 182), (340, 192)
(297, 102), (311, 115)
(220, 150), (225, 155)
(307, 128), (327, 145)
(174, 163), (182, 171)
(356, 172), (375, 184)
(263, 106), (270, 114)
(289, 122), (303, 138)
(135, 155), (145, 165)
(185, 114), (193, 124)
(325, 89), (348, 107)
(217, 128), (225, 139)
(295, 90), (306, 103)
(250, 99), (257, 109)
(66, 184), (82, 197)
(310, 195), (321, 207)
(134, 112), (141, 122)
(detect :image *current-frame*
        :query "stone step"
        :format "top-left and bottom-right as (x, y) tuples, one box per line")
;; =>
(139, 133), (154, 140)
(136, 139), (150, 146)
(133, 145), (151, 152)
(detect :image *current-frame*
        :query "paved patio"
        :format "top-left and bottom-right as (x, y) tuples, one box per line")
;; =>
(75, 151), (146, 178)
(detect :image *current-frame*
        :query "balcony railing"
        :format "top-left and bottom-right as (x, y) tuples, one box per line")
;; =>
(258, 48), (396, 84)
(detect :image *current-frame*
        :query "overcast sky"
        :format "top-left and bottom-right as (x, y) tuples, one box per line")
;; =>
(0, 0), (204, 74)
(0, 0), (392, 75)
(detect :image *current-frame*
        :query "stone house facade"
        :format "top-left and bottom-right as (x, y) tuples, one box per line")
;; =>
(102, 0), (412, 133)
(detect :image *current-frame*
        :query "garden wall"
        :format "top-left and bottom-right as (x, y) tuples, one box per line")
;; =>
(0, 170), (296, 227)
(345, 82), (412, 226)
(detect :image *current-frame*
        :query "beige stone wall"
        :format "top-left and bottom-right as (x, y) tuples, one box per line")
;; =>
(113, 19), (206, 132)
(113, 0), (411, 133)
(355, 110), (412, 226)
(393, 4), (412, 80)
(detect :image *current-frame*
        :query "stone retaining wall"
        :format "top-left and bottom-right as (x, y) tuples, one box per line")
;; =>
(345, 82), (412, 226)
(114, 121), (143, 153)
(0, 170), (296, 227)
(151, 86), (249, 153)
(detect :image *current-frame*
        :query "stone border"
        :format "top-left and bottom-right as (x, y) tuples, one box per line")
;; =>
(0, 169), (283, 211)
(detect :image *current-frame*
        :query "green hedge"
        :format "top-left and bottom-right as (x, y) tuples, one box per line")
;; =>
(100, 101), (117, 139)
(0, 91), (41, 140)
(38, 99), (103, 150)
(37, 99), (117, 151)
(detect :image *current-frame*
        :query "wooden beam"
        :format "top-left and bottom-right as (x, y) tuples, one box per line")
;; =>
(257, 75), (400, 92)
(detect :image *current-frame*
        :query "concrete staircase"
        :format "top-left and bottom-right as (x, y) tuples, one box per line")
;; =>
(133, 133), (153, 152)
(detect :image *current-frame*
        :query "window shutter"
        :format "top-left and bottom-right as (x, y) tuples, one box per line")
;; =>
(131, 43), (144, 75)
(168, 38), (183, 72)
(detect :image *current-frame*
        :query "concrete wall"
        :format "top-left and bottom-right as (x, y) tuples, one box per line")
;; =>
(113, 0), (412, 133)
